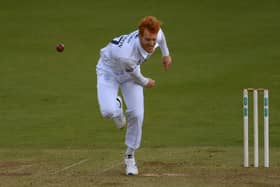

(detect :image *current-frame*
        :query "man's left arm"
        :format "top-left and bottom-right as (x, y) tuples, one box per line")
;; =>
(157, 29), (172, 71)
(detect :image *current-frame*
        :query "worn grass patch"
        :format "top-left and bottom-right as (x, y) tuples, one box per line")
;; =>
(0, 147), (279, 187)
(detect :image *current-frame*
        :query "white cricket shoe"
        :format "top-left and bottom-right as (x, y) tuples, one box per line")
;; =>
(125, 156), (139, 176)
(113, 96), (126, 129)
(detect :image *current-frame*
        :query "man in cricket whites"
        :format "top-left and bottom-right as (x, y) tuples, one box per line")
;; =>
(96, 16), (172, 175)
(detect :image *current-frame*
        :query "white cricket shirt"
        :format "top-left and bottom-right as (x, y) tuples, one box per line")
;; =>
(97, 28), (170, 86)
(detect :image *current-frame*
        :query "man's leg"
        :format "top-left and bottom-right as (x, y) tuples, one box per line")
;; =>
(121, 81), (144, 175)
(97, 69), (126, 128)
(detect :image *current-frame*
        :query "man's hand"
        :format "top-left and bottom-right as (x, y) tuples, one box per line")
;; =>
(145, 79), (155, 88)
(162, 56), (172, 71)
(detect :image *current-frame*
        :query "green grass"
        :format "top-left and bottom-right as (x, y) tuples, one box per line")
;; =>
(0, 0), (280, 186)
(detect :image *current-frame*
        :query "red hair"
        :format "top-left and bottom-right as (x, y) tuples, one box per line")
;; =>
(138, 16), (161, 36)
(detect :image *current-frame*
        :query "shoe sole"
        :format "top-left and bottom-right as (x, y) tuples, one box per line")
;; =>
(116, 96), (126, 129)
(116, 96), (122, 108)
(127, 173), (138, 176)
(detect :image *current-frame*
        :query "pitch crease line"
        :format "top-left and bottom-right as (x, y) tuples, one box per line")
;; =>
(10, 165), (33, 173)
(141, 173), (189, 177)
(93, 160), (123, 176)
(53, 159), (89, 174)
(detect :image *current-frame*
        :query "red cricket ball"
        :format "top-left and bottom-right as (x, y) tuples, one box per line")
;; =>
(56, 43), (64, 52)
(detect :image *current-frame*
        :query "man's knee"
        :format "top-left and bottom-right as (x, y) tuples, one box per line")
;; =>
(127, 109), (143, 120)
(100, 109), (115, 118)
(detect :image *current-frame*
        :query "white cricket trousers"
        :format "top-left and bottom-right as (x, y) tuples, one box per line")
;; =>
(96, 59), (144, 150)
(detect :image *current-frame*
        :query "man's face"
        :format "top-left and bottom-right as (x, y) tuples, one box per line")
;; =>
(139, 29), (158, 53)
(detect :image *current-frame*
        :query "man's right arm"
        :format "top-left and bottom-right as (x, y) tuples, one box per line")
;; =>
(121, 59), (155, 88)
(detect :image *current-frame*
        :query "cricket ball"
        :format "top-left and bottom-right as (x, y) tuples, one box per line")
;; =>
(56, 43), (64, 52)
